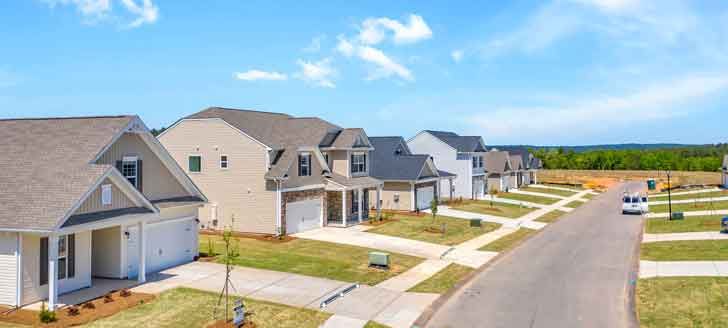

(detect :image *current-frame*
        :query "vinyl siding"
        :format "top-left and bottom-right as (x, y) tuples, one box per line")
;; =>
(91, 227), (122, 278)
(371, 182), (412, 211)
(21, 231), (92, 305)
(159, 119), (276, 234)
(73, 178), (137, 216)
(0, 232), (18, 305)
(408, 133), (472, 199)
(97, 132), (188, 201)
(330, 150), (349, 177)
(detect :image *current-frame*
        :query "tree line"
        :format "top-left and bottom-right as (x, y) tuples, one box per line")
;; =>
(531, 144), (728, 172)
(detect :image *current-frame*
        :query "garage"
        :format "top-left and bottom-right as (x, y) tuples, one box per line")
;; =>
(126, 218), (198, 278)
(416, 185), (435, 210)
(285, 198), (322, 234)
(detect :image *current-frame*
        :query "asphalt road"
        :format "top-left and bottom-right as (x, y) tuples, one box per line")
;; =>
(426, 182), (644, 328)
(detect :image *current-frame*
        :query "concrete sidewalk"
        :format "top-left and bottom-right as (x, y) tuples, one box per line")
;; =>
(651, 188), (722, 198)
(510, 189), (567, 199)
(529, 184), (582, 193)
(646, 210), (728, 219)
(649, 196), (728, 205)
(482, 196), (547, 209)
(640, 260), (728, 278)
(643, 231), (728, 243)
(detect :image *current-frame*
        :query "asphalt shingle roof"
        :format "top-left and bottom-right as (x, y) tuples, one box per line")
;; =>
(0, 116), (134, 231)
(369, 137), (432, 181)
(484, 150), (512, 174)
(424, 130), (487, 153)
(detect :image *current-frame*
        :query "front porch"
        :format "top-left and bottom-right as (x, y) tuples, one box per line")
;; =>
(25, 278), (138, 310)
(325, 184), (382, 227)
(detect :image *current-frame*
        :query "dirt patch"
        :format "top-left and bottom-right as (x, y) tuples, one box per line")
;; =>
(540, 169), (721, 189)
(364, 218), (399, 226)
(0, 290), (155, 327)
(206, 319), (257, 328)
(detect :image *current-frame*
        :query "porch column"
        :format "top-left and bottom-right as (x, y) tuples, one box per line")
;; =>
(410, 182), (416, 212)
(376, 185), (382, 219)
(48, 234), (59, 311)
(449, 179), (454, 200)
(137, 221), (146, 283)
(357, 188), (363, 223)
(341, 190), (347, 226)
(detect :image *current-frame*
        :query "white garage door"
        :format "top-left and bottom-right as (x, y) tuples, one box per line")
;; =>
(127, 218), (197, 278)
(416, 185), (434, 210)
(286, 198), (322, 234)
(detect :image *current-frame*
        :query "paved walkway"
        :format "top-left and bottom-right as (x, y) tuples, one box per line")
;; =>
(650, 188), (722, 198)
(425, 182), (642, 328)
(646, 209), (728, 219)
(376, 259), (453, 292)
(510, 189), (567, 199)
(529, 184), (583, 193)
(483, 195), (547, 209)
(649, 196), (728, 205)
(130, 261), (437, 328)
(643, 231), (728, 243)
(640, 260), (728, 278)
(435, 207), (544, 229)
(456, 226), (520, 251)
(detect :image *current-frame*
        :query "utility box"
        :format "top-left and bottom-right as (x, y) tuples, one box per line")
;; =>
(470, 219), (482, 227)
(369, 251), (390, 269)
(647, 179), (656, 191)
(670, 212), (684, 220)
(721, 217), (728, 233)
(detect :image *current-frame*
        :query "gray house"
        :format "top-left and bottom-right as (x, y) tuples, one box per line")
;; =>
(498, 147), (542, 186)
(484, 150), (514, 193)
(368, 137), (455, 211)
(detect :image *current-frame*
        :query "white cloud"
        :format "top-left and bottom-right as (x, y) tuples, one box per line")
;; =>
(120, 0), (158, 28)
(42, 0), (158, 28)
(451, 50), (464, 62)
(358, 14), (432, 45)
(357, 46), (413, 81)
(295, 58), (337, 88)
(336, 35), (355, 57)
(234, 70), (288, 81)
(469, 74), (728, 138)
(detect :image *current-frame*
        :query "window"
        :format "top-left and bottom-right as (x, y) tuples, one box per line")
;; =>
(351, 190), (359, 214)
(298, 153), (311, 176)
(472, 156), (478, 168)
(101, 184), (112, 206)
(220, 155), (229, 169)
(58, 235), (67, 280)
(40, 234), (75, 284)
(479, 156), (484, 168)
(351, 153), (367, 174)
(122, 157), (138, 187)
(189, 155), (201, 173)
(472, 156), (483, 168)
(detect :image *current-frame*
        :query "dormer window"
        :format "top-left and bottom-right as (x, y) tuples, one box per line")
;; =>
(351, 153), (367, 174)
(299, 153), (311, 176)
(122, 156), (139, 187)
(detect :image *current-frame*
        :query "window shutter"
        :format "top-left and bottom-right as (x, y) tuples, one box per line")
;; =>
(298, 155), (302, 176)
(363, 154), (367, 171)
(68, 234), (75, 278)
(40, 237), (48, 286)
(137, 159), (143, 192)
(116, 160), (123, 172)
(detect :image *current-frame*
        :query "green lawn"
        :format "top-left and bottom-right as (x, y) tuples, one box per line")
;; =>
(364, 321), (391, 328)
(479, 228), (537, 252)
(582, 193), (596, 200)
(645, 215), (725, 233)
(564, 200), (584, 209)
(637, 277), (728, 328)
(640, 240), (728, 261)
(450, 200), (536, 219)
(496, 192), (561, 205)
(535, 210), (568, 223)
(650, 190), (728, 201)
(408, 263), (474, 294)
(199, 235), (423, 285)
(366, 214), (500, 246)
(83, 287), (330, 328)
(519, 186), (577, 197)
(650, 200), (728, 214)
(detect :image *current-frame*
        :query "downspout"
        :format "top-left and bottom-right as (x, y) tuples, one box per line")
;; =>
(275, 179), (283, 236)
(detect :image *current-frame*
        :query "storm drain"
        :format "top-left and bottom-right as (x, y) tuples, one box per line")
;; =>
(320, 283), (360, 308)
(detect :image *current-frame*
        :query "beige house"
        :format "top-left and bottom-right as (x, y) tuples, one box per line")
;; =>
(484, 150), (514, 193)
(0, 116), (206, 310)
(368, 137), (455, 211)
(509, 154), (524, 189)
(159, 107), (383, 235)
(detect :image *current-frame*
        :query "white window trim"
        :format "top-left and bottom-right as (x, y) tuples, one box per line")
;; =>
(220, 154), (229, 170)
(121, 157), (139, 188)
(351, 152), (367, 174)
(57, 235), (68, 281)
(299, 152), (312, 177)
(188, 154), (202, 174)
(101, 184), (112, 206)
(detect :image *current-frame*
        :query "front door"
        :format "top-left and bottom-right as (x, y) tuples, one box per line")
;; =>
(126, 226), (139, 279)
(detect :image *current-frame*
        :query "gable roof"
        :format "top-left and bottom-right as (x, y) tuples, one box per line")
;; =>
(509, 154), (524, 171)
(423, 130), (486, 153)
(0, 116), (136, 231)
(369, 137), (436, 181)
(496, 147), (531, 169)
(484, 150), (512, 174)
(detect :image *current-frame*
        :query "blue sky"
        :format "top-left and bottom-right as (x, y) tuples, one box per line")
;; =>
(1, 0), (727, 145)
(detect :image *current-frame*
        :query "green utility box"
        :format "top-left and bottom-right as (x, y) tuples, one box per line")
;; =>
(369, 251), (390, 269)
(647, 179), (656, 190)
(670, 212), (685, 220)
(470, 219), (482, 227)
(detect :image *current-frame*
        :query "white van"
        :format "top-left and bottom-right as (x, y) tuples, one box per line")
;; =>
(640, 194), (649, 214)
(622, 193), (644, 214)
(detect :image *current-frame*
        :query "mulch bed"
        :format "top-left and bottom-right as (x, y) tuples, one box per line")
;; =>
(206, 319), (257, 328)
(0, 290), (155, 327)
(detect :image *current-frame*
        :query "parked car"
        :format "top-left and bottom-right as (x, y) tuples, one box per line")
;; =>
(622, 192), (645, 214)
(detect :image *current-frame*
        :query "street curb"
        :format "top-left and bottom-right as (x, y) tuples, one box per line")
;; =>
(627, 216), (646, 328)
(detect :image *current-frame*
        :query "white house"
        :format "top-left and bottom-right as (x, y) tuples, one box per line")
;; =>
(407, 130), (487, 200)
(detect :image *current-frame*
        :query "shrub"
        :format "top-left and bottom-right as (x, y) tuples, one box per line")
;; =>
(82, 302), (96, 309)
(103, 293), (114, 303)
(39, 302), (57, 323)
(120, 289), (132, 297)
(67, 306), (80, 316)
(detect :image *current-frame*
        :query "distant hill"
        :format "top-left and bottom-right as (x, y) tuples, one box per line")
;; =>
(491, 143), (701, 153)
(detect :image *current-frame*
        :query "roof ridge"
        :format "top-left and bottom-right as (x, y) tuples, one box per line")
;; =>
(201, 106), (292, 117)
(0, 115), (135, 122)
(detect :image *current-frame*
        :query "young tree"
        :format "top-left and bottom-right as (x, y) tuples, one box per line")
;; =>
(430, 198), (439, 225)
(488, 187), (499, 207)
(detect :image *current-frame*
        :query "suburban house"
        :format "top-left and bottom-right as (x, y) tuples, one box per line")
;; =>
(493, 147), (542, 186)
(0, 116), (206, 310)
(159, 107), (383, 236)
(368, 137), (456, 211)
(407, 131), (488, 200)
(484, 150), (514, 193)
(723, 155), (728, 188)
(508, 154), (524, 189)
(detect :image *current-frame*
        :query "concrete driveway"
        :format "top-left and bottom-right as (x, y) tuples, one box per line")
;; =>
(424, 182), (644, 328)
